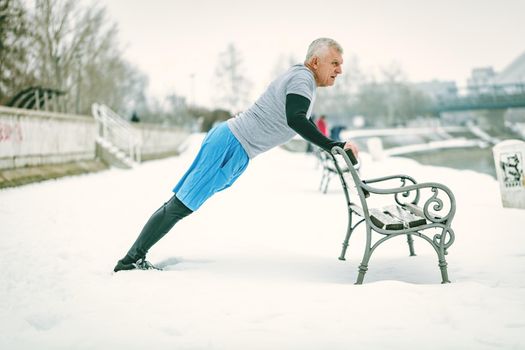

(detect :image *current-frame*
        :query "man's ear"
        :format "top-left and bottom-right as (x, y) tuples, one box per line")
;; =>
(310, 56), (319, 69)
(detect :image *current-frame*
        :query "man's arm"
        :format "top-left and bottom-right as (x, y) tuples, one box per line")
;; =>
(308, 116), (316, 128)
(286, 93), (345, 152)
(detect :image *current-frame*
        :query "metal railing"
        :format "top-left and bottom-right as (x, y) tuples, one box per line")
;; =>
(91, 103), (142, 165)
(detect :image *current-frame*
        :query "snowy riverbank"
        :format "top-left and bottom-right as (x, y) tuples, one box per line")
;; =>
(1, 134), (524, 349)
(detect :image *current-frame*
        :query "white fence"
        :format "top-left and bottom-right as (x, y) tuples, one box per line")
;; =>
(92, 103), (142, 166)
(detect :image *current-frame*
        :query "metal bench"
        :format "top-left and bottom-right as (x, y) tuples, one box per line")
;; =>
(315, 147), (349, 194)
(329, 146), (457, 284)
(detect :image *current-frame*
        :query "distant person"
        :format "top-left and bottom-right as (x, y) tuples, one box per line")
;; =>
(113, 37), (359, 272)
(315, 114), (328, 136)
(131, 111), (140, 123)
(330, 125), (346, 141)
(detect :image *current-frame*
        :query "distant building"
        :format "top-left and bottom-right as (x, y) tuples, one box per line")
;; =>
(466, 51), (525, 93)
(467, 67), (496, 88)
(464, 51), (525, 124)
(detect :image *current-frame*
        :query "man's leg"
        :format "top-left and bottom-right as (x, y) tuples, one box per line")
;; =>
(113, 122), (248, 272)
(114, 195), (192, 272)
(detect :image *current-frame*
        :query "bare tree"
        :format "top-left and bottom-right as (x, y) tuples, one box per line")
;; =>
(24, 0), (147, 115)
(164, 92), (195, 126)
(381, 62), (407, 125)
(30, 0), (106, 112)
(213, 43), (252, 113)
(0, 0), (34, 104)
(355, 63), (433, 126)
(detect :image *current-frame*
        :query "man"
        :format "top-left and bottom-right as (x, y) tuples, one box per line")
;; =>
(114, 37), (359, 272)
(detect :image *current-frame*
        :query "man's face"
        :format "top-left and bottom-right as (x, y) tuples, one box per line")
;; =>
(311, 47), (343, 87)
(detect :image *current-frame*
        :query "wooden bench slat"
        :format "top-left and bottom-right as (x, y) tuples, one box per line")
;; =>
(403, 203), (442, 222)
(353, 204), (427, 231)
(349, 203), (364, 217)
(369, 209), (404, 230)
(384, 205), (426, 228)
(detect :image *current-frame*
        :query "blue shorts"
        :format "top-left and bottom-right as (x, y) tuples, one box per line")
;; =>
(173, 122), (249, 211)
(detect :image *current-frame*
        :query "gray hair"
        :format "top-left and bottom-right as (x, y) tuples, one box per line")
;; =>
(304, 38), (343, 63)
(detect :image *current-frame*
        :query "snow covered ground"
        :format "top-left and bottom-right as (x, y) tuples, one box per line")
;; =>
(1, 134), (524, 350)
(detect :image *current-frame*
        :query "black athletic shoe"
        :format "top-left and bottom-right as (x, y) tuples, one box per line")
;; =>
(113, 257), (162, 272)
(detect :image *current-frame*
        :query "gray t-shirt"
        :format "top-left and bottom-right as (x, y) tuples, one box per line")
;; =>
(227, 64), (316, 158)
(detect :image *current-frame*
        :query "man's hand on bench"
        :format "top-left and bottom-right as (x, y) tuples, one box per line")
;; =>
(340, 141), (359, 166)
(343, 141), (359, 159)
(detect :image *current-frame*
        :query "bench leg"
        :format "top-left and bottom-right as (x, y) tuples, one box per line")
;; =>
(439, 257), (451, 284)
(319, 172), (326, 192)
(323, 175), (331, 193)
(355, 229), (372, 284)
(406, 234), (416, 256)
(338, 212), (355, 261)
(338, 233), (351, 261)
(356, 248), (372, 284)
(436, 228), (452, 283)
(319, 170), (331, 194)
(355, 263), (368, 285)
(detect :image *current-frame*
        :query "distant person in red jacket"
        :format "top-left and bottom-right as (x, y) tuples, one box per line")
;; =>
(316, 114), (328, 136)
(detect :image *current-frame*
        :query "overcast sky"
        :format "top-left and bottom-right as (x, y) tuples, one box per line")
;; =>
(97, 0), (525, 108)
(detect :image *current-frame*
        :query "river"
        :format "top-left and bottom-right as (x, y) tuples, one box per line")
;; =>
(398, 146), (496, 178)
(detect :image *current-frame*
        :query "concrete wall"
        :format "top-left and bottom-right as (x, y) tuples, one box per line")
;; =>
(137, 123), (189, 159)
(0, 106), (96, 170)
(0, 105), (190, 170)
(0, 105), (189, 188)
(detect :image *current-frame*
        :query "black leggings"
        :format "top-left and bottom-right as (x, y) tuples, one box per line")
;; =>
(126, 195), (193, 260)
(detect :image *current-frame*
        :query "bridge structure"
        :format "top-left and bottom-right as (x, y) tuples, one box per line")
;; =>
(432, 82), (525, 113)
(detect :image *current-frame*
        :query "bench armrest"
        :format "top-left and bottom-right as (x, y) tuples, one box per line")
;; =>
(360, 181), (456, 224)
(330, 146), (456, 225)
(363, 174), (418, 186)
(361, 174), (419, 204)
(364, 174), (416, 183)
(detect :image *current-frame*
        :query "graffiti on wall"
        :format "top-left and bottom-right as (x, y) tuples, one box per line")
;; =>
(0, 121), (23, 143)
(500, 151), (524, 188)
